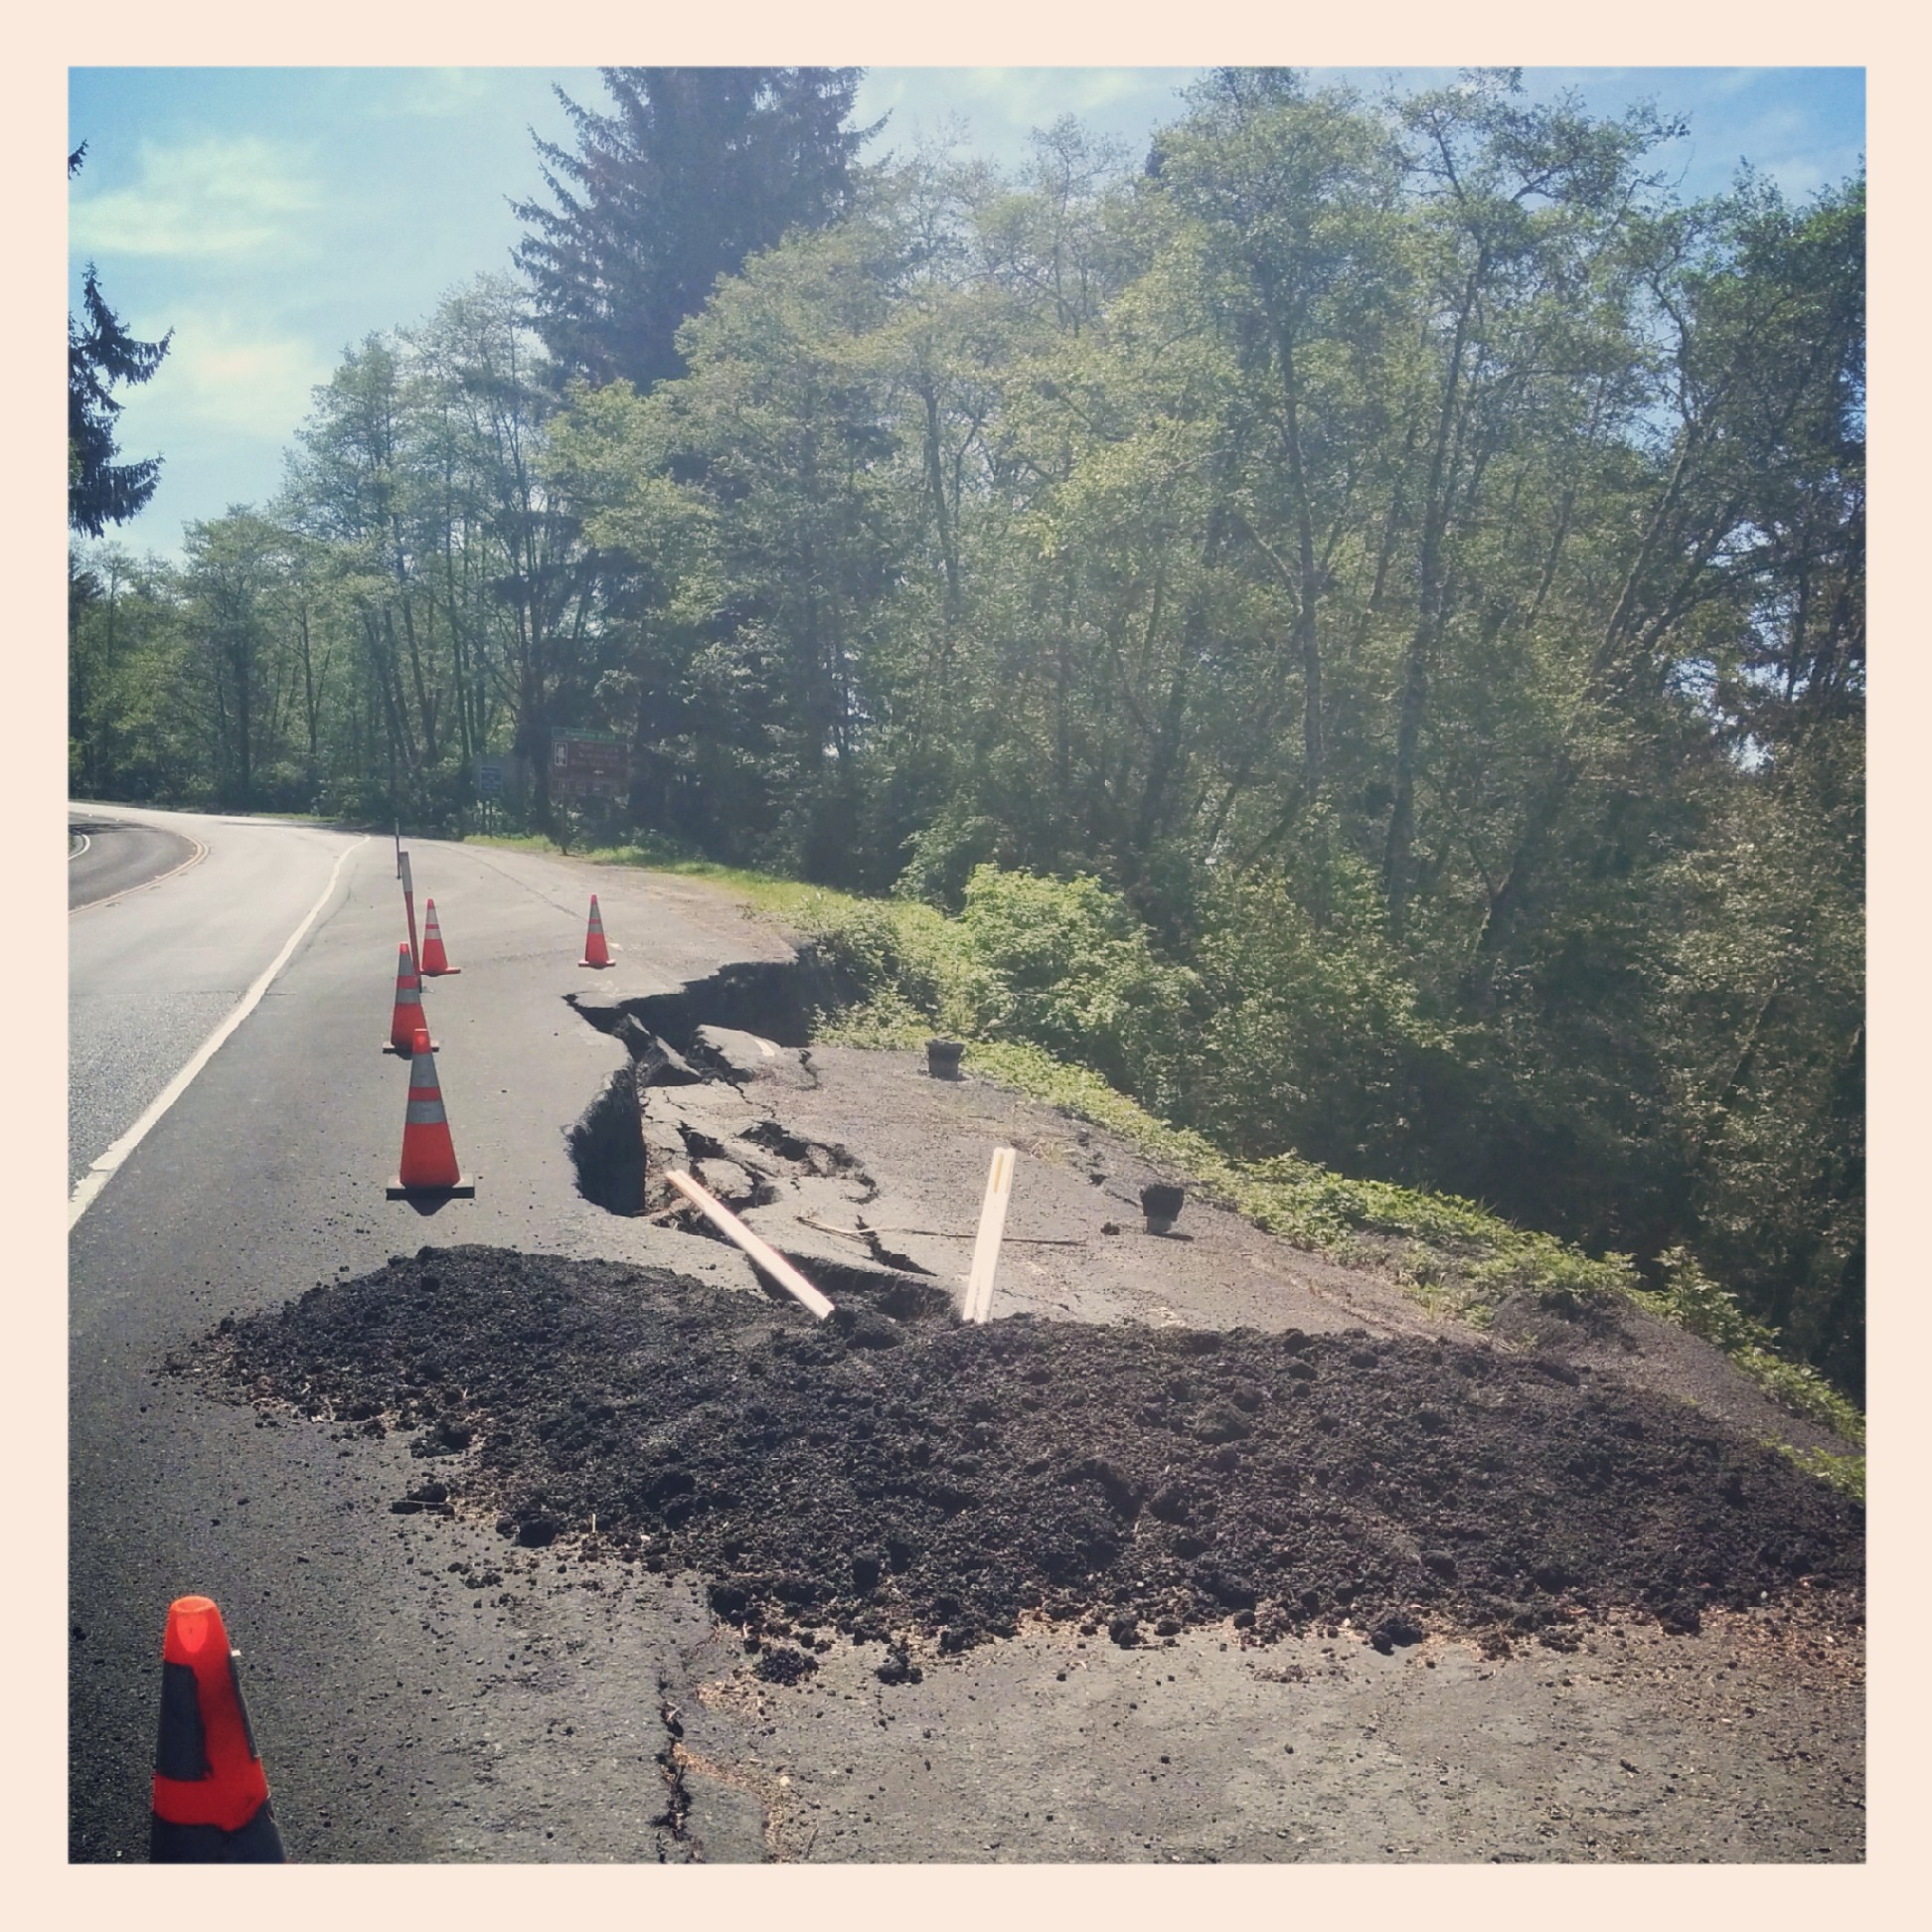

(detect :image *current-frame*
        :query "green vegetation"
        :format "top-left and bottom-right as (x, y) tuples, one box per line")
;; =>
(70, 67), (1862, 1403)
(469, 832), (824, 919)
(793, 871), (1860, 1442)
(494, 828), (1862, 1452)
(68, 143), (172, 538)
(1630, 1248), (1865, 1447)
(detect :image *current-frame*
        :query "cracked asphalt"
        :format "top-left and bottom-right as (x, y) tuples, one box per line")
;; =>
(71, 808), (1863, 1862)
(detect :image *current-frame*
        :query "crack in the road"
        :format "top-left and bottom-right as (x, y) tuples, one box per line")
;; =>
(563, 981), (941, 1315)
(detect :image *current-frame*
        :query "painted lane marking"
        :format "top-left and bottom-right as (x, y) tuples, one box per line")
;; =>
(68, 837), (369, 1229)
(69, 833), (90, 862)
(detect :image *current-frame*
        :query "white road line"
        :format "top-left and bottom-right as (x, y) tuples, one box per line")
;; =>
(68, 837), (368, 1230)
(69, 833), (90, 862)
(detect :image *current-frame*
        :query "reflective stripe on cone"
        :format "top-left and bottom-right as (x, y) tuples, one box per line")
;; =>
(387, 942), (436, 1053)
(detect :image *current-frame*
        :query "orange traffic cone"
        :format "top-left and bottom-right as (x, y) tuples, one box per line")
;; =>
(388, 1026), (474, 1197)
(419, 896), (460, 975)
(150, 1595), (286, 1862)
(386, 942), (437, 1054)
(579, 894), (613, 968)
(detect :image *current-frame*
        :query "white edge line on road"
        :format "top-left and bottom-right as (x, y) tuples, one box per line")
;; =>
(69, 834), (89, 863)
(70, 829), (209, 912)
(68, 836), (369, 1230)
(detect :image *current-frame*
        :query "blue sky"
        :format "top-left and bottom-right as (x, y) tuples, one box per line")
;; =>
(68, 66), (1865, 564)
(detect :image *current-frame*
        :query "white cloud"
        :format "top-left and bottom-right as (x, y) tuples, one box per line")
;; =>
(867, 67), (1198, 169)
(69, 135), (319, 260)
(140, 313), (332, 438)
(377, 68), (508, 119)
(959, 66), (1188, 119)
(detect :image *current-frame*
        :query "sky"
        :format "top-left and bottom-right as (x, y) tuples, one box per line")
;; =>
(67, 66), (1865, 565)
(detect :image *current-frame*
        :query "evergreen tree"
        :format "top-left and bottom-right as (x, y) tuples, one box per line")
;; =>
(69, 143), (173, 537)
(512, 68), (876, 391)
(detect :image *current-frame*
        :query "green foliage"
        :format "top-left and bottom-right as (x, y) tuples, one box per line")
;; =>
(69, 147), (172, 536)
(69, 72), (1862, 1411)
(798, 867), (1859, 1444)
(514, 68), (871, 391)
(1188, 853), (1453, 1168)
(957, 868), (1199, 1104)
(806, 871), (1619, 1289)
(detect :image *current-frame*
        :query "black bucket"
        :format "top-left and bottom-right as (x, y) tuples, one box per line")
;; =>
(926, 1039), (965, 1079)
(1141, 1183), (1185, 1233)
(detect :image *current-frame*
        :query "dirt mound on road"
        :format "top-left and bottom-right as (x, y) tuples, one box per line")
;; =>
(193, 1246), (1862, 1661)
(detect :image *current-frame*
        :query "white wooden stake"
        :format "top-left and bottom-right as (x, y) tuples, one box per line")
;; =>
(665, 1170), (836, 1320)
(963, 1147), (1016, 1324)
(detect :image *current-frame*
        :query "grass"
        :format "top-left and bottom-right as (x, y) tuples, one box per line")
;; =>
(468, 830), (822, 919)
(483, 828), (1866, 1460)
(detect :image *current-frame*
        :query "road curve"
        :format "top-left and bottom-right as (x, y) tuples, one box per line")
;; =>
(68, 807), (364, 1194)
(68, 808), (202, 910)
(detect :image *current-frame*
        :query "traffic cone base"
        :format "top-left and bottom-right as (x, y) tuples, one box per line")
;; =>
(381, 1037), (439, 1055)
(387, 1173), (473, 1198)
(419, 896), (461, 975)
(150, 1595), (286, 1863)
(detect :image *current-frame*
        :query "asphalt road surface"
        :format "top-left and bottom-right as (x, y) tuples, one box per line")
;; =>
(69, 809), (203, 913)
(69, 806), (1863, 1863)
(69, 807), (799, 1860)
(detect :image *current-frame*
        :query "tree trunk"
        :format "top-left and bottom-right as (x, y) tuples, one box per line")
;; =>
(1382, 270), (1479, 935)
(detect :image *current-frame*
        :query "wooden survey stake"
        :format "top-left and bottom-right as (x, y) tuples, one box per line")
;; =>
(665, 1169), (835, 1320)
(963, 1147), (1016, 1324)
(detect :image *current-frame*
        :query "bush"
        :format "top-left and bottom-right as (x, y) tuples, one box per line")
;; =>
(956, 867), (1200, 1105)
(1190, 862), (1451, 1168)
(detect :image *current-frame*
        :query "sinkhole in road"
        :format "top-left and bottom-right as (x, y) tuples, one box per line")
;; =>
(572, 951), (845, 1057)
(563, 957), (947, 1308)
(184, 1244), (1865, 1676)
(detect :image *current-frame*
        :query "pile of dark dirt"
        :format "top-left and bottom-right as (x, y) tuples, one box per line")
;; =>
(188, 1246), (1862, 1663)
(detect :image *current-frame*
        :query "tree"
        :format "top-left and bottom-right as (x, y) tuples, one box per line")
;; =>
(513, 68), (876, 392)
(64, 80), (1860, 1398)
(183, 511), (290, 808)
(69, 144), (173, 536)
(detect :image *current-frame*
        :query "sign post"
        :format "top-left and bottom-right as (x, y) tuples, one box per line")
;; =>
(399, 851), (421, 973)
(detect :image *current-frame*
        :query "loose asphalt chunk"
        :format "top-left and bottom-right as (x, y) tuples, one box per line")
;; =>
(179, 1245), (1863, 1669)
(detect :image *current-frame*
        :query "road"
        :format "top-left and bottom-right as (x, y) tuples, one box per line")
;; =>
(69, 806), (1863, 1864)
(69, 809), (203, 912)
(69, 805), (798, 1860)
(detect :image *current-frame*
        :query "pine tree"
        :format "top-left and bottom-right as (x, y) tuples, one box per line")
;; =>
(512, 68), (876, 391)
(69, 143), (173, 537)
